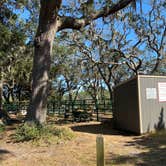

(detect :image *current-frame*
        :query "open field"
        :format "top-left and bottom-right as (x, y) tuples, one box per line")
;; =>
(0, 116), (166, 166)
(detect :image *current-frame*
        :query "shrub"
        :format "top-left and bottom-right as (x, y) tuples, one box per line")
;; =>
(13, 123), (75, 144)
(0, 124), (5, 133)
(14, 123), (40, 142)
(150, 130), (166, 141)
(53, 127), (75, 140)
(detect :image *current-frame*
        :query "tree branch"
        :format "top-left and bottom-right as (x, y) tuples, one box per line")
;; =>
(57, 0), (133, 31)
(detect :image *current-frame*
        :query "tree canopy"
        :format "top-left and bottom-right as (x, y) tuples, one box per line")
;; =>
(0, 0), (165, 123)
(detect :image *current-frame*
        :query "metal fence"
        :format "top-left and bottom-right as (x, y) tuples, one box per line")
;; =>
(3, 102), (29, 114)
(47, 99), (112, 115)
(2, 99), (112, 115)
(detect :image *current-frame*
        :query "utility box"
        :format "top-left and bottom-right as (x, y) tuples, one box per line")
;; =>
(113, 75), (166, 134)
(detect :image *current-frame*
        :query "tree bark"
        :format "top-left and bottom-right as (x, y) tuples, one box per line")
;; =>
(0, 67), (3, 113)
(0, 68), (11, 124)
(27, 0), (62, 124)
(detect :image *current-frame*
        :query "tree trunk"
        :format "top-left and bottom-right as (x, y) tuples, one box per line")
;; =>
(0, 67), (3, 113)
(0, 68), (11, 124)
(107, 83), (113, 102)
(27, 0), (62, 124)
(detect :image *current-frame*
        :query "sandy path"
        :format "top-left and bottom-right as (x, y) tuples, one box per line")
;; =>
(0, 121), (165, 166)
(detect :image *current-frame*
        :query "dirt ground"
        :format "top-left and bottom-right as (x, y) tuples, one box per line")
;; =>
(0, 116), (166, 166)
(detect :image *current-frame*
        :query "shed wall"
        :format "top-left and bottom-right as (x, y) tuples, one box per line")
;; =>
(114, 78), (140, 133)
(139, 76), (166, 133)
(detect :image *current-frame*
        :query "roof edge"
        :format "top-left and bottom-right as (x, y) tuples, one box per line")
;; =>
(113, 74), (166, 89)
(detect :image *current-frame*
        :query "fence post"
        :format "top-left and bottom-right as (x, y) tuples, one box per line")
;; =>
(96, 135), (104, 166)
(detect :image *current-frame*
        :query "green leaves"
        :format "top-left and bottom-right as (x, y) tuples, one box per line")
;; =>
(13, 123), (75, 143)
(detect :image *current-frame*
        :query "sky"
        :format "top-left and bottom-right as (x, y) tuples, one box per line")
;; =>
(14, 1), (152, 21)
(13, 0), (166, 64)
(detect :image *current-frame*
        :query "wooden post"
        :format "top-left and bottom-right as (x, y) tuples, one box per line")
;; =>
(96, 135), (104, 166)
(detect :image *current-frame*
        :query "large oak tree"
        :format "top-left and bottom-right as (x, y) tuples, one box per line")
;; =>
(27, 0), (135, 124)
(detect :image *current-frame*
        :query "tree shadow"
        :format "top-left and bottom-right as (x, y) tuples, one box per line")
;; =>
(71, 118), (135, 136)
(154, 107), (165, 131)
(105, 108), (166, 165)
(106, 132), (166, 165)
(0, 149), (12, 161)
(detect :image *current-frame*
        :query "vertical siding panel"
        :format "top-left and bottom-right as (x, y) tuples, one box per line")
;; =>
(139, 76), (166, 133)
(114, 77), (140, 133)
